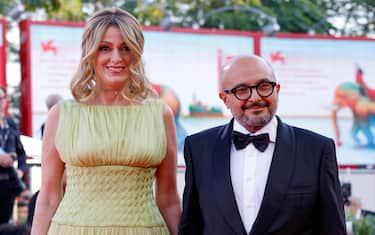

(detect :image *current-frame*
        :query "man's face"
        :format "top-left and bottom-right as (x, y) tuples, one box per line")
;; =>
(0, 89), (7, 114)
(219, 56), (280, 133)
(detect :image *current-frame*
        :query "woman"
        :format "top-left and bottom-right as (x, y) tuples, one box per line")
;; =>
(31, 8), (181, 235)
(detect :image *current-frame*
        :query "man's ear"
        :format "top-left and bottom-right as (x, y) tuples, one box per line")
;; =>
(219, 92), (225, 102)
(276, 83), (281, 93)
(219, 92), (229, 108)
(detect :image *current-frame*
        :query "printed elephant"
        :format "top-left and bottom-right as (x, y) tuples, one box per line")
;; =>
(331, 82), (375, 148)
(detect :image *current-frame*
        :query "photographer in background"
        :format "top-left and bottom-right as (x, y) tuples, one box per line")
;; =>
(0, 86), (28, 224)
(347, 196), (375, 220)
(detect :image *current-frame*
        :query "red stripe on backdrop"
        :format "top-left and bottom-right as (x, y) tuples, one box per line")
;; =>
(271, 32), (375, 41)
(0, 18), (6, 87)
(21, 19), (84, 28)
(339, 164), (375, 170)
(143, 25), (258, 38)
(19, 20), (32, 136)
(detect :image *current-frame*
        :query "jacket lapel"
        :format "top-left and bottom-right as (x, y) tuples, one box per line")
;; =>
(250, 117), (296, 235)
(213, 119), (247, 235)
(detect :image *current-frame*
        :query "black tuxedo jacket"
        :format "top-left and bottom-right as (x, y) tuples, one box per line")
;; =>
(179, 117), (346, 235)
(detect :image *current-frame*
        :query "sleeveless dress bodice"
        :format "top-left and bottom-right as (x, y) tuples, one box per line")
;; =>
(48, 99), (169, 235)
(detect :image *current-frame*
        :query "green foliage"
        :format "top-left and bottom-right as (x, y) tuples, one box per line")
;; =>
(352, 215), (375, 235)
(262, 0), (334, 34)
(22, 0), (61, 12)
(0, 0), (14, 17)
(136, 4), (165, 26)
(0, 0), (374, 38)
(1, 0), (373, 37)
(22, 0), (86, 20)
(354, 219), (371, 235)
(323, 0), (375, 36)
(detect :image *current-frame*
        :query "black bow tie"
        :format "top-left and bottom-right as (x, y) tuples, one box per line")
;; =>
(232, 131), (270, 152)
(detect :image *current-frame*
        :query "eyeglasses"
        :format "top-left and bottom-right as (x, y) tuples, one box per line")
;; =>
(223, 81), (277, 101)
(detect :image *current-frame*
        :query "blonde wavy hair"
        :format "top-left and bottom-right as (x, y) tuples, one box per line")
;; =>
(71, 7), (156, 102)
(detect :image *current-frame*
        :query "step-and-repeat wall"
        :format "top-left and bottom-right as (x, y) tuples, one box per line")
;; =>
(19, 20), (375, 167)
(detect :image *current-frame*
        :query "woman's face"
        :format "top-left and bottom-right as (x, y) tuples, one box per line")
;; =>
(94, 26), (132, 91)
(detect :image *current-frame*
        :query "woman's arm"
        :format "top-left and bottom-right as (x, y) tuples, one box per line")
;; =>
(31, 104), (65, 235)
(155, 103), (181, 235)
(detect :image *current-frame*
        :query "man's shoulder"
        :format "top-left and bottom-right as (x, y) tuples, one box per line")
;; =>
(284, 121), (332, 143)
(5, 117), (19, 130)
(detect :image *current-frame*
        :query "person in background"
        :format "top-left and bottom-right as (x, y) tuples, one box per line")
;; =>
(16, 201), (29, 225)
(179, 55), (346, 235)
(27, 94), (63, 225)
(0, 223), (30, 235)
(347, 195), (375, 220)
(31, 7), (180, 235)
(27, 170), (66, 226)
(40, 94), (62, 138)
(26, 192), (38, 226)
(0, 86), (28, 224)
(345, 195), (375, 235)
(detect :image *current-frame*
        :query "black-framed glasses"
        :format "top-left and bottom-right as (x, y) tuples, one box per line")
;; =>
(223, 81), (277, 101)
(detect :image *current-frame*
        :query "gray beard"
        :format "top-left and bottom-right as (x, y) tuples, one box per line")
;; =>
(237, 109), (275, 132)
(242, 115), (270, 128)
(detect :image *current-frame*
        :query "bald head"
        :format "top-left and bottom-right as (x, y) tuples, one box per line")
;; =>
(349, 196), (362, 208)
(221, 55), (276, 86)
(45, 94), (63, 110)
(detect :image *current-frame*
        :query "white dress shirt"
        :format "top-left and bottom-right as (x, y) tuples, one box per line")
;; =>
(230, 117), (278, 233)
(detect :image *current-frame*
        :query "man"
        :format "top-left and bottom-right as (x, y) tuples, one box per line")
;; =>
(0, 86), (28, 223)
(345, 195), (375, 234)
(40, 93), (62, 137)
(347, 195), (375, 220)
(179, 55), (346, 235)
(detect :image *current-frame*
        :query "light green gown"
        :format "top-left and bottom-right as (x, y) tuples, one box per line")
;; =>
(48, 99), (169, 235)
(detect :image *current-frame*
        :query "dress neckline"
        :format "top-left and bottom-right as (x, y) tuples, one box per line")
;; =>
(70, 99), (158, 108)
